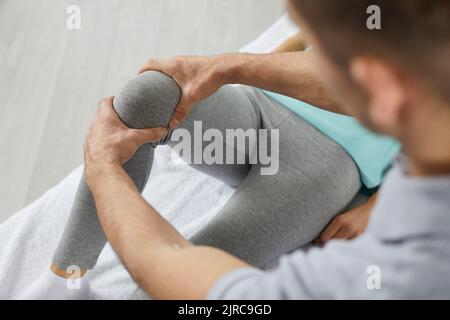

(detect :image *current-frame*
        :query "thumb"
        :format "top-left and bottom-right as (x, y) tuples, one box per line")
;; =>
(128, 127), (168, 146)
(169, 96), (193, 129)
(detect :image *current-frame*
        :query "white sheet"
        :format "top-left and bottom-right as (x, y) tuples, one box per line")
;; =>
(0, 14), (299, 299)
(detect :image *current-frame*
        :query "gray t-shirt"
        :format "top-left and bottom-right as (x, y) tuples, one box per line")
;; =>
(208, 159), (450, 299)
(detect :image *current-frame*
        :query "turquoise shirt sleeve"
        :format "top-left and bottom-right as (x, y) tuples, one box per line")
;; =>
(262, 90), (401, 188)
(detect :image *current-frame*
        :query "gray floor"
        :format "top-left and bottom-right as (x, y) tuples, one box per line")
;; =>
(0, 0), (285, 222)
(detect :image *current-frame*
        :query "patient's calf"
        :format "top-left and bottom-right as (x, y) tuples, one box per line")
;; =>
(52, 71), (181, 272)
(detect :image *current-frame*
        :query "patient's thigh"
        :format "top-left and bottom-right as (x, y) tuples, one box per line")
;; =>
(168, 85), (260, 187)
(190, 114), (361, 268)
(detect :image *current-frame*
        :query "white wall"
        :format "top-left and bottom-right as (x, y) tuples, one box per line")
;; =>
(0, 0), (285, 222)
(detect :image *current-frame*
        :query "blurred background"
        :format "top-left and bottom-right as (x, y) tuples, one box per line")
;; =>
(0, 0), (285, 222)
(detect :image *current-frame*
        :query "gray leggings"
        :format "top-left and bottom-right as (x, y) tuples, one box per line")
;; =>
(53, 71), (361, 273)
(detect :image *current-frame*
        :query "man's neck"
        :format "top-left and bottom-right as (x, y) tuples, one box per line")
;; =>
(408, 159), (450, 177)
(403, 103), (450, 177)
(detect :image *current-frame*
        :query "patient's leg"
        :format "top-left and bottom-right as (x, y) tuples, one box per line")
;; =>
(23, 75), (260, 300)
(21, 71), (181, 299)
(128, 86), (362, 299)
(24, 72), (360, 300)
(172, 86), (362, 266)
(52, 71), (181, 272)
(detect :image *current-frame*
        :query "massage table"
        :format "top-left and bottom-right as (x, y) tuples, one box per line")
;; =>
(0, 14), (299, 299)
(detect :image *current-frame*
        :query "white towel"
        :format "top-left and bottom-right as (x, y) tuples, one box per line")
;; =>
(0, 14), (299, 299)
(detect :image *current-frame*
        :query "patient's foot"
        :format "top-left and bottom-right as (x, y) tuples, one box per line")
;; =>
(18, 269), (93, 300)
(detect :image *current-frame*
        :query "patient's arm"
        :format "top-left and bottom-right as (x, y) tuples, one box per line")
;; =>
(84, 100), (250, 299)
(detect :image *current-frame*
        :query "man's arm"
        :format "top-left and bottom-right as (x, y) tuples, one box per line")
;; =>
(228, 52), (337, 111)
(85, 98), (251, 299)
(139, 51), (338, 128)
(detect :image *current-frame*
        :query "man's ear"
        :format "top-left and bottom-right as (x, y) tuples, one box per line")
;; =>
(350, 56), (408, 131)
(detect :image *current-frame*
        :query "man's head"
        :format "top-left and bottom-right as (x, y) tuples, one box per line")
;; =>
(287, 0), (450, 173)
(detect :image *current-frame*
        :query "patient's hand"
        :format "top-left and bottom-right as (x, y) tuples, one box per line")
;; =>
(316, 193), (377, 244)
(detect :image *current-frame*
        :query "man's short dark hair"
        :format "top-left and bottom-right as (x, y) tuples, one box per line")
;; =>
(291, 0), (450, 101)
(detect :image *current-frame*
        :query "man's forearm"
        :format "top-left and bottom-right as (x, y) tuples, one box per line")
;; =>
(225, 52), (338, 113)
(85, 161), (250, 299)
(85, 161), (190, 269)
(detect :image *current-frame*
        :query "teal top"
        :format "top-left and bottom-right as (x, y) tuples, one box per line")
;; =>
(262, 90), (401, 189)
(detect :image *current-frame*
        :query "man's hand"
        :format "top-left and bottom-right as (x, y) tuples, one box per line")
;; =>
(84, 97), (167, 170)
(139, 52), (342, 127)
(316, 193), (377, 244)
(139, 55), (239, 129)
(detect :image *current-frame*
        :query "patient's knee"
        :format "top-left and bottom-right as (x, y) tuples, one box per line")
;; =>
(113, 71), (181, 129)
